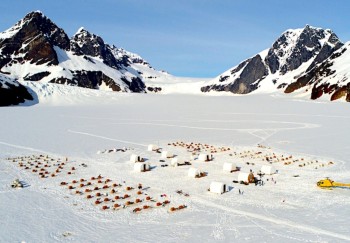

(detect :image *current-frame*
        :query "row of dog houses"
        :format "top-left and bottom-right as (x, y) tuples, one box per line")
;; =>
(131, 153), (276, 176)
(130, 152), (214, 163)
(146, 145), (276, 174)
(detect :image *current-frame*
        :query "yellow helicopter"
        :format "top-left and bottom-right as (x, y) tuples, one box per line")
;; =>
(317, 177), (350, 189)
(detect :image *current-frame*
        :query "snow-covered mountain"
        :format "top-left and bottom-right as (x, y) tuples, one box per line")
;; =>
(286, 41), (350, 101)
(201, 25), (345, 101)
(1, 12), (349, 105)
(0, 11), (168, 103)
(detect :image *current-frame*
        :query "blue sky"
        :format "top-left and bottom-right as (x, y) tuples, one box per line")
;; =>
(0, 0), (349, 77)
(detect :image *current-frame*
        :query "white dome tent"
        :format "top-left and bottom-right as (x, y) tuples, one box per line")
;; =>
(209, 182), (226, 194)
(188, 167), (201, 178)
(161, 151), (174, 159)
(261, 165), (276, 175)
(223, 162), (237, 173)
(147, 144), (159, 152)
(171, 157), (185, 167)
(198, 153), (213, 162)
(237, 172), (255, 184)
(130, 154), (143, 163)
(134, 162), (150, 172)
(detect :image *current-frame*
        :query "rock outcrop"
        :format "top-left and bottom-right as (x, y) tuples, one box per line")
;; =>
(0, 74), (33, 106)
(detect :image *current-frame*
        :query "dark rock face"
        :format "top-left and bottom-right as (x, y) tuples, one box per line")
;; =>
(129, 77), (146, 93)
(24, 71), (50, 81)
(231, 55), (268, 93)
(0, 78), (33, 106)
(147, 86), (162, 93)
(285, 60), (336, 94)
(285, 43), (350, 101)
(70, 29), (128, 69)
(202, 55), (268, 94)
(0, 11), (70, 68)
(285, 69), (316, 94)
(49, 70), (122, 91)
(306, 33), (343, 72)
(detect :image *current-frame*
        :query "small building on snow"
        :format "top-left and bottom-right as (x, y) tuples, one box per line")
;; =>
(261, 165), (276, 175)
(198, 153), (213, 162)
(134, 162), (150, 172)
(237, 172), (255, 183)
(171, 157), (185, 167)
(209, 182), (226, 194)
(188, 168), (201, 178)
(130, 154), (143, 163)
(161, 151), (174, 159)
(147, 144), (159, 152)
(223, 162), (237, 173)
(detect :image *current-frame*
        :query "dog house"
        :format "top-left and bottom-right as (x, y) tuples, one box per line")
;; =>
(161, 151), (174, 159)
(237, 172), (255, 183)
(134, 162), (150, 172)
(130, 154), (143, 163)
(198, 153), (212, 162)
(261, 165), (276, 175)
(223, 162), (237, 173)
(171, 157), (185, 167)
(209, 182), (226, 194)
(147, 144), (159, 151)
(188, 168), (201, 178)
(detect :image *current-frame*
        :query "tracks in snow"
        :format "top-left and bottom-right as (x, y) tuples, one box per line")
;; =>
(192, 195), (350, 241)
(67, 130), (147, 147)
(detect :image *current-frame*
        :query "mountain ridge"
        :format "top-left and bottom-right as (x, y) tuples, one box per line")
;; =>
(0, 11), (349, 106)
(0, 11), (169, 105)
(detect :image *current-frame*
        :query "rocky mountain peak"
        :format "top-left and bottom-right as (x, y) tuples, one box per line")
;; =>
(70, 27), (124, 69)
(0, 11), (70, 68)
(13, 10), (69, 50)
(202, 25), (344, 100)
(265, 25), (342, 75)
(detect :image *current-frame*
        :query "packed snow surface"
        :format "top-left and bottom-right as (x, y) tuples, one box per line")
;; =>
(1, 86), (350, 242)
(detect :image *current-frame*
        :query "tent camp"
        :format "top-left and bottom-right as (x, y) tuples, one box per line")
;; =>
(198, 153), (213, 162)
(261, 165), (276, 175)
(130, 154), (143, 163)
(134, 163), (150, 172)
(147, 144), (159, 152)
(237, 172), (255, 183)
(161, 151), (174, 159)
(223, 162), (238, 173)
(209, 182), (226, 194)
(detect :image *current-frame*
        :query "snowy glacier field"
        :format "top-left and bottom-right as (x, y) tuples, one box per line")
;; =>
(1, 85), (350, 242)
